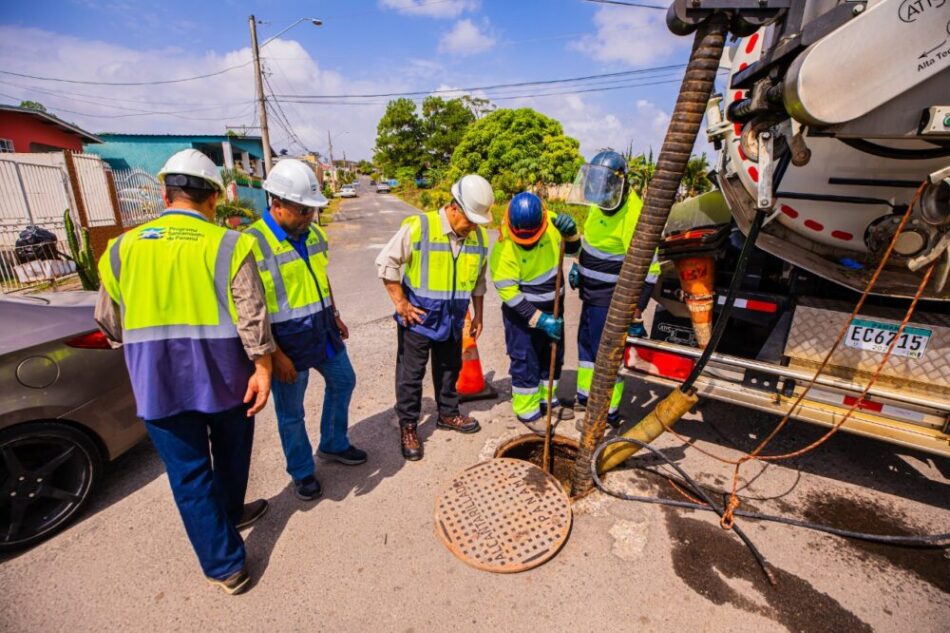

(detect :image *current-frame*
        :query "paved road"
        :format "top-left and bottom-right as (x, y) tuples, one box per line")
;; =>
(1, 182), (947, 632)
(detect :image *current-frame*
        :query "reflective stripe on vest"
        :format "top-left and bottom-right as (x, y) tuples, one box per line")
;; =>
(246, 224), (332, 324)
(490, 218), (563, 310)
(404, 212), (486, 301)
(110, 225), (241, 343)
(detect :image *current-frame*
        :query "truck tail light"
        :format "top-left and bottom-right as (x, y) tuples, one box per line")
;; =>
(625, 344), (695, 381)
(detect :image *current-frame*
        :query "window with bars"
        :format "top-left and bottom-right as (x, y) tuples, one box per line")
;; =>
(0, 138), (14, 153)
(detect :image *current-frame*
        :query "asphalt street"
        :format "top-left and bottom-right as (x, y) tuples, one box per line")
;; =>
(1, 181), (947, 632)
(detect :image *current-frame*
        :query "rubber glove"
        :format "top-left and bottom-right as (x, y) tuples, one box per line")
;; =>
(568, 262), (580, 290)
(535, 313), (564, 341)
(627, 320), (647, 338)
(553, 213), (577, 237)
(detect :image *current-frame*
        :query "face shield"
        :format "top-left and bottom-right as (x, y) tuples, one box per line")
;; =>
(566, 164), (625, 212)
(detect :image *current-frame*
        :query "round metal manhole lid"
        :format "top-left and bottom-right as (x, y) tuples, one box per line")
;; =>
(434, 458), (572, 573)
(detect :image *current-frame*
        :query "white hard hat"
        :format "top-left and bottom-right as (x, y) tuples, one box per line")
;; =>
(157, 149), (225, 193)
(450, 174), (494, 225)
(263, 158), (328, 208)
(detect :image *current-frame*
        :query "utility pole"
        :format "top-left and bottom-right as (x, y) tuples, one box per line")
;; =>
(327, 129), (335, 188)
(249, 15), (272, 176)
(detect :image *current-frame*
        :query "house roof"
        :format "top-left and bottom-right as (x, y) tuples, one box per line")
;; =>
(0, 104), (103, 144)
(97, 133), (263, 142)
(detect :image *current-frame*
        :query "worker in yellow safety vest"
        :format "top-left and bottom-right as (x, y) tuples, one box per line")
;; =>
(95, 149), (274, 595)
(245, 158), (366, 503)
(376, 174), (493, 461)
(489, 192), (580, 433)
(566, 149), (661, 428)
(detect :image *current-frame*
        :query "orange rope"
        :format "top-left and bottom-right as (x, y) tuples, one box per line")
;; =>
(647, 182), (934, 530)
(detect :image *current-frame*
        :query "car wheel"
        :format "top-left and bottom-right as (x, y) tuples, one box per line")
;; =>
(0, 422), (102, 551)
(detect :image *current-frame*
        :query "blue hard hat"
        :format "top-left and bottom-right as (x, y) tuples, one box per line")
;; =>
(506, 192), (546, 246)
(590, 149), (627, 175)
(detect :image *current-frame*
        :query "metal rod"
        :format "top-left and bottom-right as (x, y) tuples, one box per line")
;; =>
(543, 239), (567, 474)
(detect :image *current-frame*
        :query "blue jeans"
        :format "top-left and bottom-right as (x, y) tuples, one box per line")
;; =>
(144, 405), (253, 580)
(271, 350), (356, 481)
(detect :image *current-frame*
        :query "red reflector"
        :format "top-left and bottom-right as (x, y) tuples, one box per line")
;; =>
(843, 396), (884, 413)
(745, 299), (777, 313)
(625, 345), (695, 381)
(65, 331), (111, 349)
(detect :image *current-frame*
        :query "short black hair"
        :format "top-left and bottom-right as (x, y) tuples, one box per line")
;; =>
(166, 185), (216, 205)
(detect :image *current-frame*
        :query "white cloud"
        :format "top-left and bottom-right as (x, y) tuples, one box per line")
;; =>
(0, 26), (401, 162)
(570, 6), (685, 67)
(504, 91), (676, 159)
(379, 0), (479, 19)
(437, 19), (497, 56)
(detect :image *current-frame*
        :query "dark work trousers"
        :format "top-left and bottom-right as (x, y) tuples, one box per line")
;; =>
(395, 324), (462, 428)
(144, 404), (253, 580)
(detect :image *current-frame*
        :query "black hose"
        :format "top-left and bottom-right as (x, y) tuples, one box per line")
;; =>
(591, 437), (950, 548)
(594, 437), (777, 584)
(680, 150), (791, 391)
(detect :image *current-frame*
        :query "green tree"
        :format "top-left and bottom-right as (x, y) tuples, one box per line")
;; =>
(357, 159), (374, 175)
(19, 100), (47, 113)
(421, 96), (475, 169)
(373, 98), (424, 177)
(680, 153), (713, 199)
(459, 95), (495, 119)
(447, 108), (583, 196)
(627, 150), (656, 198)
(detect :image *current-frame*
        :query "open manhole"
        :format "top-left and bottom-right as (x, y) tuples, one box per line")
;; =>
(434, 458), (572, 573)
(495, 433), (580, 495)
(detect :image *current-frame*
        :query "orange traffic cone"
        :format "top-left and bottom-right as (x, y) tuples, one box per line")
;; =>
(674, 255), (716, 348)
(457, 310), (498, 402)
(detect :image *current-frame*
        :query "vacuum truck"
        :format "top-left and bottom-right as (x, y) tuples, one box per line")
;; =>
(622, 0), (950, 457)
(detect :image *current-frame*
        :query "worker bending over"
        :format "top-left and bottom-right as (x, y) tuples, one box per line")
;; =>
(490, 192), (579, 433)
(246, 159), (366, 503)
(567, 150), (661, 427)
(96, 149), (274, 595)
(376, 175), (492, 461)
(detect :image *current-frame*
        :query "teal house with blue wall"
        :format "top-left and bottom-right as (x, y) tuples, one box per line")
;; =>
(84, 133), (272, 211)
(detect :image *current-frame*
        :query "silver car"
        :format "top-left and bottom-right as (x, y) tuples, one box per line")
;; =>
(0, 292), (143, 551)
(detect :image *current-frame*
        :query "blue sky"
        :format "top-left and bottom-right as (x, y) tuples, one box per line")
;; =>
(1, 0), (709, 163)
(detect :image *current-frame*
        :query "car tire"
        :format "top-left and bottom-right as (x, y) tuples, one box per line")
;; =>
(0, 422), (102, 552)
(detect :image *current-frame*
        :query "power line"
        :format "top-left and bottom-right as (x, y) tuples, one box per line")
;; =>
(273, 64), (687, 100)
(0, 58), (254, 86)
(0, 92), (255, 121)
(262, 73), (309, 153)
(0, 78), (249, 108)
(585, 0), (667, 9)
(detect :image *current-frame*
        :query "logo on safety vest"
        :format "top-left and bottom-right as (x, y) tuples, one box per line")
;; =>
(139, 227), (166, 240)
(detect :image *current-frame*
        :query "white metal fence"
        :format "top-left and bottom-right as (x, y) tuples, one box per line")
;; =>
(0, 240), (76, 293)
(0, 158), (76, 246)
(112, 167), (162, 227)
(73, 153), (117, 227)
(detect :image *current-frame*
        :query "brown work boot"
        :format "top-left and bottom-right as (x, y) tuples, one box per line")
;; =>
(436, 414), (481, 434)
(401, 425), (423, 461)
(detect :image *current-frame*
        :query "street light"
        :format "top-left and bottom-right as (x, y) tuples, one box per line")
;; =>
(248, 15), (323, 175)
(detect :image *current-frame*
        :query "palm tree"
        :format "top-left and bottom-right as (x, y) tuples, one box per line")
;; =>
(680, 153), (713, 200)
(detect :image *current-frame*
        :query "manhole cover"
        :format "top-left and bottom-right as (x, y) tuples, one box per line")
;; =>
(434, 458), (572, 573)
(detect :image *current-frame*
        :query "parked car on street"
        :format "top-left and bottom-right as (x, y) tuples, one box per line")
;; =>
(338, 185), (357, 198)
(375, 182), (391, 193)
(0, 292), (144, 552)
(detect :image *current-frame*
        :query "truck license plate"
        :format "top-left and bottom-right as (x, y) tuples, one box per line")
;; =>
(845, 319), (931, 359)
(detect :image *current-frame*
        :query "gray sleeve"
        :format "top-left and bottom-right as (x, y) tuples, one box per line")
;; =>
(231, 253), (276, 360)
(375, 223), (413, 282)
(93, 285), (123, 349)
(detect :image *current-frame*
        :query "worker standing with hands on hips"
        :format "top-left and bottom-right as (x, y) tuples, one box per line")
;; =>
(566, 149), (661, 428)
(246, 159), (366, 503)
(95, 149), (274, 596)
(490, 192), (580, 433)
(376, 174), (493, 461)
